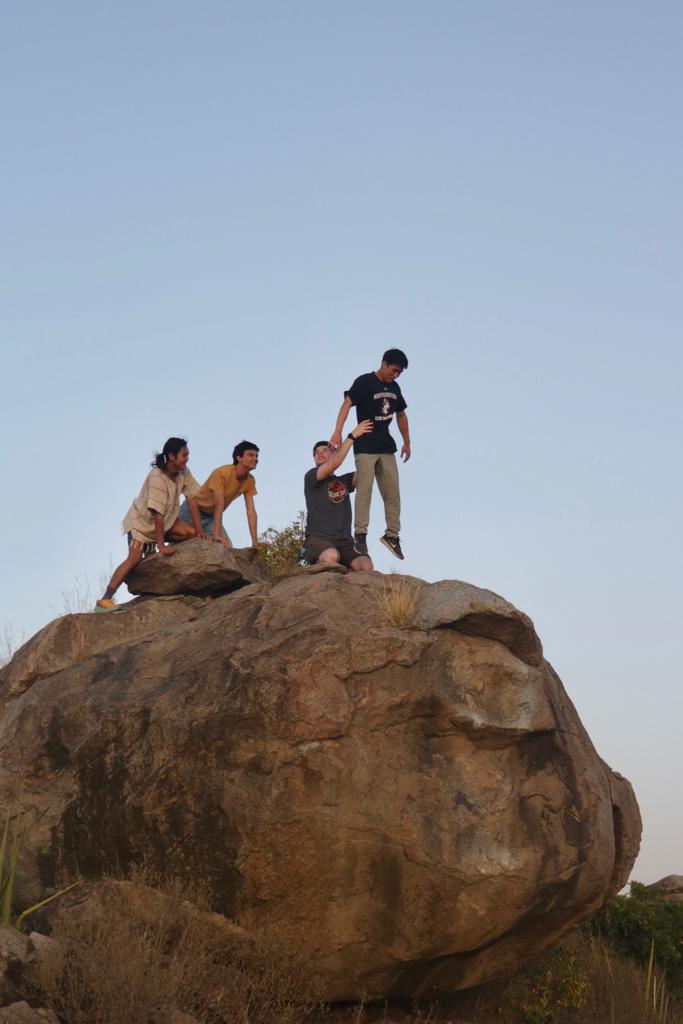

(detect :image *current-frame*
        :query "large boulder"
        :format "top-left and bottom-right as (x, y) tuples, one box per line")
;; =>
(0, 571), (640, 1000)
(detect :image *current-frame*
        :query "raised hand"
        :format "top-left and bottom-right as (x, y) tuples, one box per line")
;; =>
(352, 419), (374, 439)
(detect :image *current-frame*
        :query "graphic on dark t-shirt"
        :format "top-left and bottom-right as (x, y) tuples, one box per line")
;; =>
(304, 469), (355, 539)
(345, 372), (407, 454)
(327, 478), (348, 503)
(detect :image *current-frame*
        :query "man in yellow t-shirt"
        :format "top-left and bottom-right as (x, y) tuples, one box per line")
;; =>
(178, 439), (259, 548)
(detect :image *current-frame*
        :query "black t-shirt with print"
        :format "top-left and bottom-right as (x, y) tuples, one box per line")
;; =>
(345, 372), (407, 454)
(304, 469), (355, 540)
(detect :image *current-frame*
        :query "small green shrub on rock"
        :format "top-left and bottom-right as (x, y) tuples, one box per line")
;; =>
(257, 512), (306, 577)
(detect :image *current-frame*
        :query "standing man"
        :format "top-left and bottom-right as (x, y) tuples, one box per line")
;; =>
(329, 349), (410, 560)
(304, 421), (374, 571)
(178, 440), (259, 548)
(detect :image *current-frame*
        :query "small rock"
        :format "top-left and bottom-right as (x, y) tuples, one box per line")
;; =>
(0, 926), (31, 1003)
(647, 875), (683, 901)
(0, 926), (30, 965)
(150, 1010), (200, 1024)
(285, 563), (348, 576)
(26, 933), (62, 976)
(127, 538), (268, 595)
(0, 1003), (59, 1024)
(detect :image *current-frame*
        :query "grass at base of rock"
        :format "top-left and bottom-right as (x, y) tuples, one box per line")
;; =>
(21, 878), (683, 1024)
(433, 928), (683, 1024)
(32, 877), (324, 1024)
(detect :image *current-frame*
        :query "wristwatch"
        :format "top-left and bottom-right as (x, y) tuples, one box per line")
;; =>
(347, 432), (356, 441)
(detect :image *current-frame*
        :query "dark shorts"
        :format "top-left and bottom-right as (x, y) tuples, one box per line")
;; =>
(304, 535), (358, 567)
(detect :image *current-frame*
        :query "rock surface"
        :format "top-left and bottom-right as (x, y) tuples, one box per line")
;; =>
(647, 875), (683, 902)
(0, 567), (641, 1000)
(0, 925), (60, 1007)
(0, 927), (31, 1005)
(0, 596), (210, 703)
(0, 1005), (59, 1024)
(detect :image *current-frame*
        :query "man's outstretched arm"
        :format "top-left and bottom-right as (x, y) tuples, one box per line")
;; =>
(317, 420), (373, 480)
(396, 410), (411, 462)
(330, 396), (353, 449)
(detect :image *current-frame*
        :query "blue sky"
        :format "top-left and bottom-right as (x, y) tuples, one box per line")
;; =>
(1, 1), (681, 885)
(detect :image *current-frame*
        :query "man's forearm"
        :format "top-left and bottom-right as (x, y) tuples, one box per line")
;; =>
(318, 435), (354, 479)
(187, 498), (203, 534)
(153, 512), (165, 548)
(212, 491), (225, 538)
(397, 412), (410, 444)
(330, 435), (354, 470)
(333, 398), (352, 436)
(247, 508), (258, 546)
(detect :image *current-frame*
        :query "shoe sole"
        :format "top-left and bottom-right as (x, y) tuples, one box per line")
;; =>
(379, 536), (404, 560)
(94, 605), (122, 614)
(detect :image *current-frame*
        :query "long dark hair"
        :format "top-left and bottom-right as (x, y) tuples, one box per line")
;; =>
(152, 437), (188, 469)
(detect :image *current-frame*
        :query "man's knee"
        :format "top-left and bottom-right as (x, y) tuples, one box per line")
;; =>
(169, 522), (195, 540)
(318, 548), (340, 564)
(350, 556), (373, 572)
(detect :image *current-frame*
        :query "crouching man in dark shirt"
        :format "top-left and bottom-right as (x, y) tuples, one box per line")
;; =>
(304, 420), (374, 572)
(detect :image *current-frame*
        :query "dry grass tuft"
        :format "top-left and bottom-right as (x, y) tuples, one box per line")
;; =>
(374, 573), (424, 629)
(34, 879), (324, 1024)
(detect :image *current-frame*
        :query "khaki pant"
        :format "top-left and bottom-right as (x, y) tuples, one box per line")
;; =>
(354, 453), (401, 536)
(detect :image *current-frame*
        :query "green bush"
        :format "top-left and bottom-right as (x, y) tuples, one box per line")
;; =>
(517, 944), (589, 1023)
(451, 927), (682, 1024)
(257, 512), (306, 577)
(589, 881), (683, 992)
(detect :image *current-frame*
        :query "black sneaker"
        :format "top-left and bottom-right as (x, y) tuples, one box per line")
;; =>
(380, 533), (404, 560)
(353, 533), (368, 556)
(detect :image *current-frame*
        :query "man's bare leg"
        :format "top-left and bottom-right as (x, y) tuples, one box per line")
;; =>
(104, 542), (145, 594)
(96, 541), (146, 610)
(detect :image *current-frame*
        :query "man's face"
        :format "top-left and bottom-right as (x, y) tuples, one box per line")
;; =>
(379, 361), (403, 383)
(168, 446), (190, 471)
(314, 444), (331, 466)
(237, 449), (259, 471)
